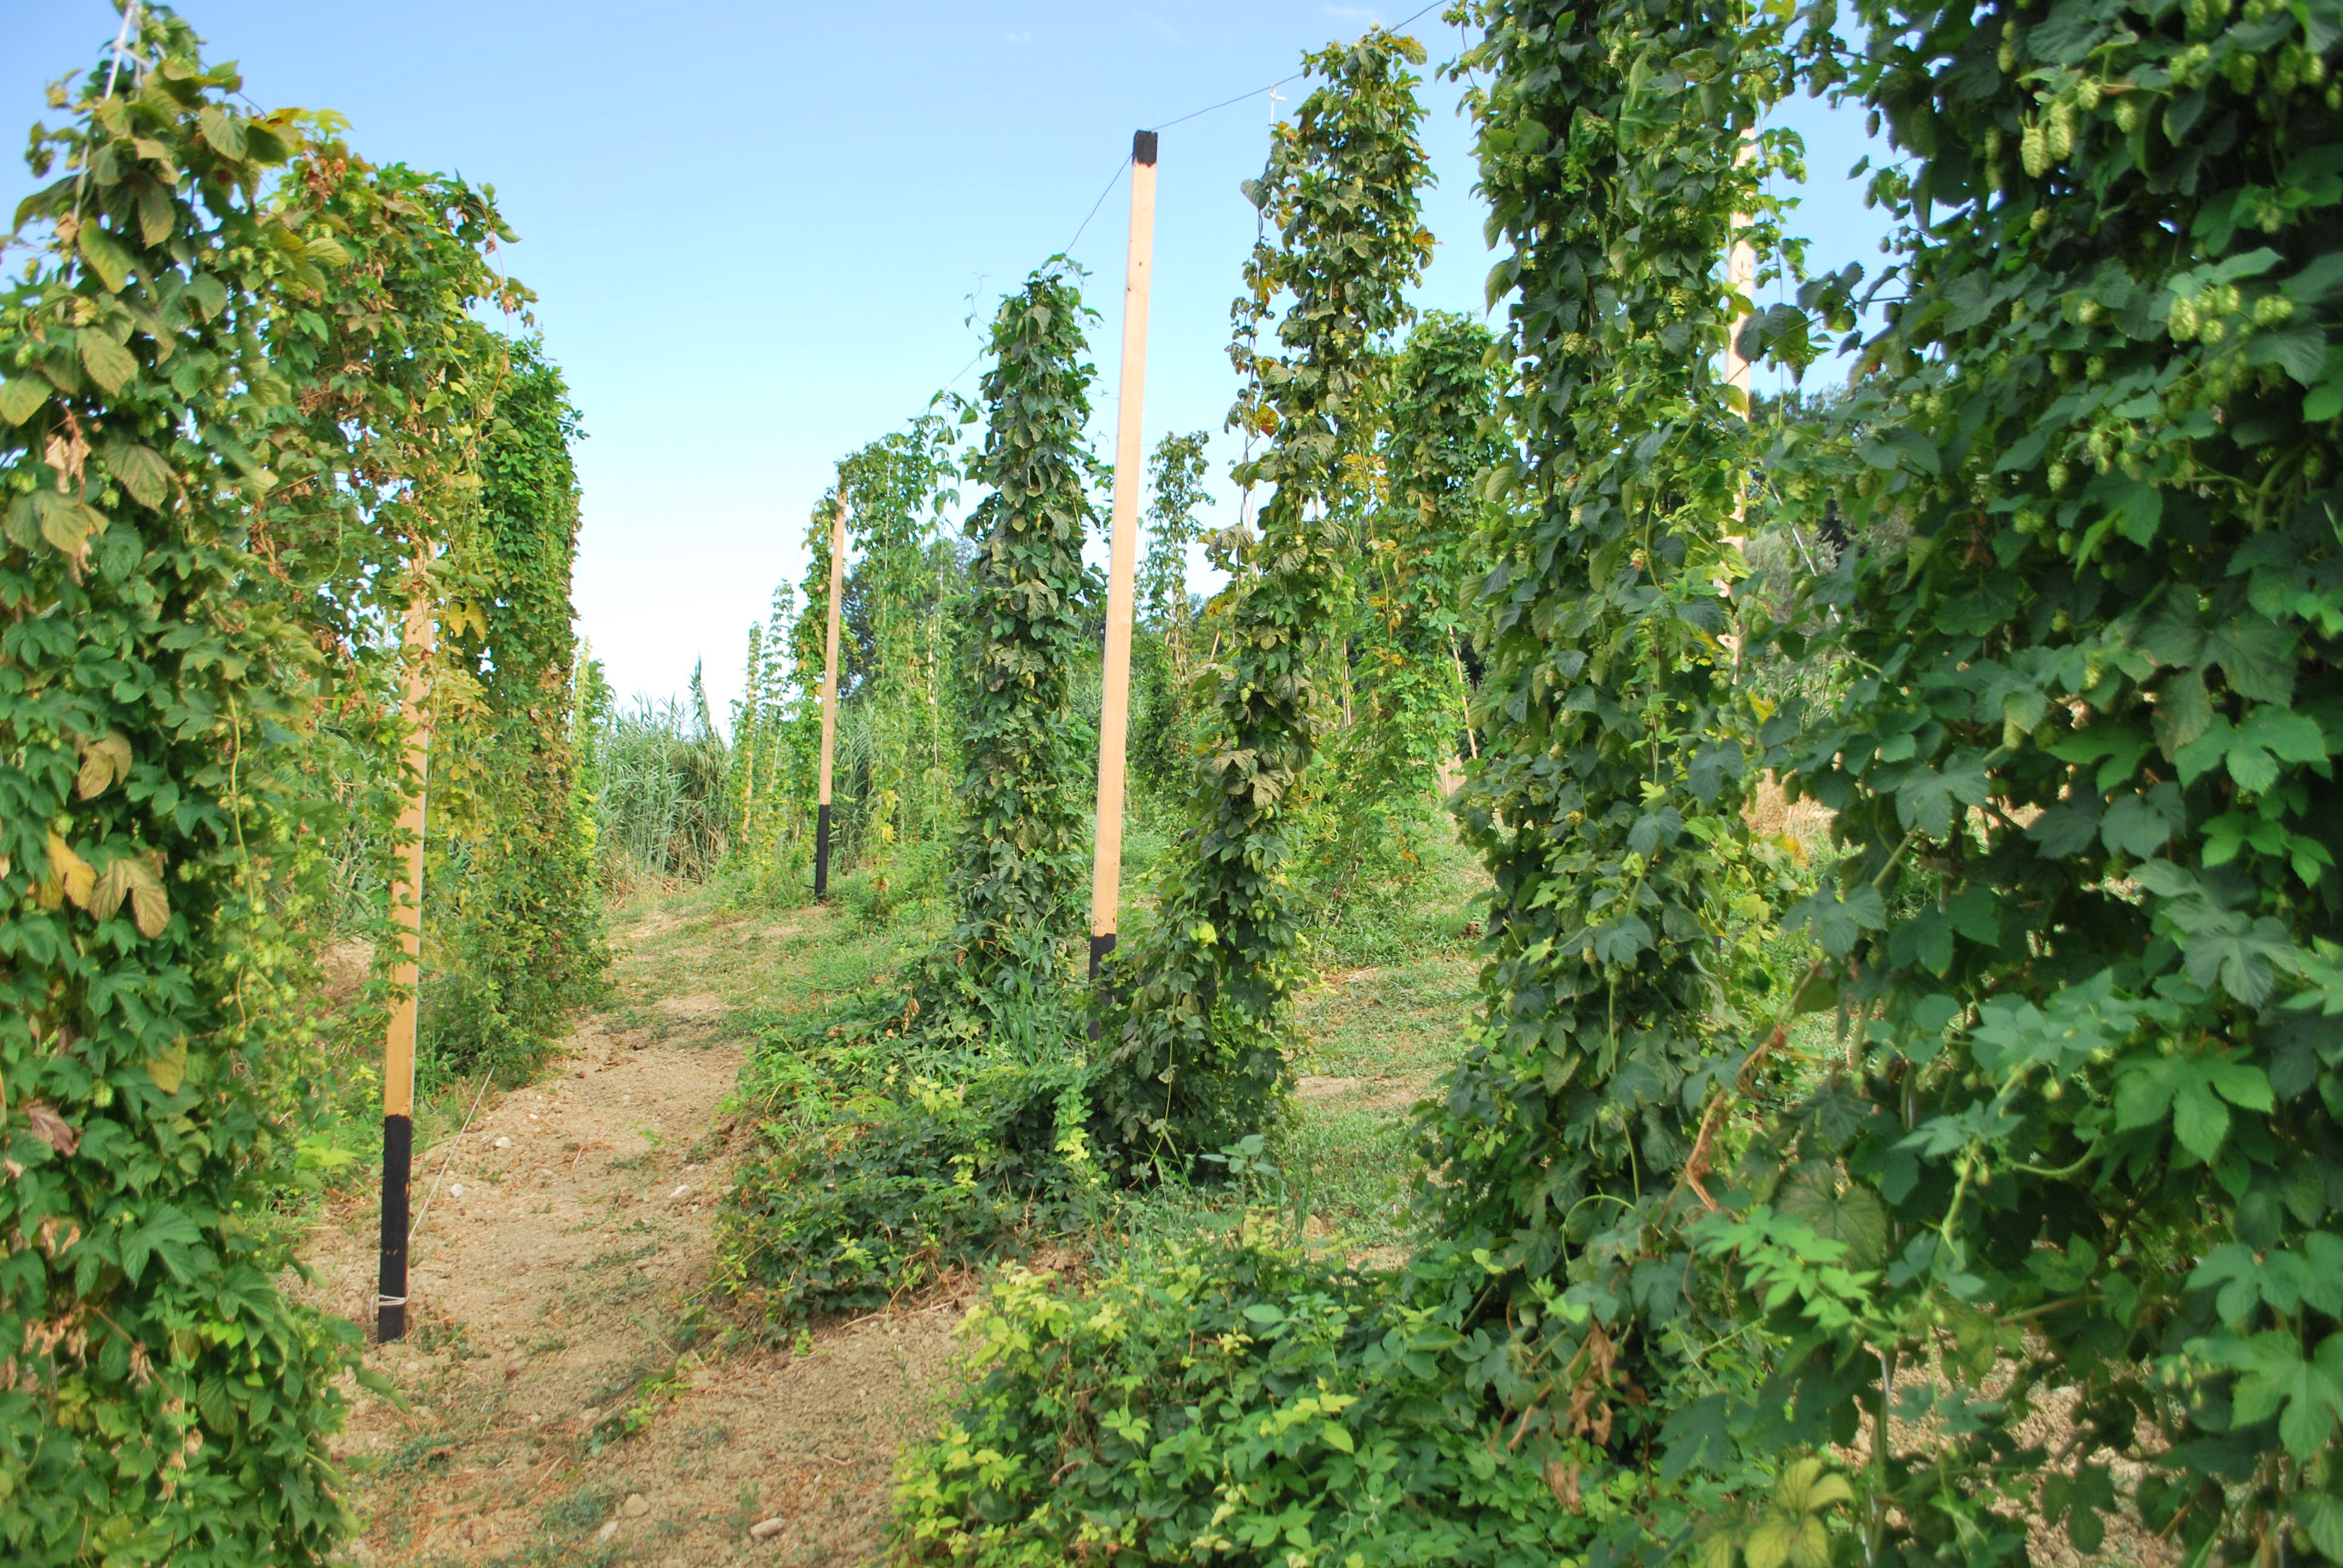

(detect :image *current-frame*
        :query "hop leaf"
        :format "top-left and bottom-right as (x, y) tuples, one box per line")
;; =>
(76, 731), (133, 800)
(45, 833), (94, 909)
(0, 377), (45, 425)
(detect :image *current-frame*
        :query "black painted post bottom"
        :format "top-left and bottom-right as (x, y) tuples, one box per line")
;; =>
(1088, 932), (1118, 1044)
(814, 803), (831, 901)
(376, 1113), (411, 1342)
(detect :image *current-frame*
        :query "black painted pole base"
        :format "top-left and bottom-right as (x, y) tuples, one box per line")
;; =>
(1088, 932), (1118, 1044)
(376, 1113), (411, 1343)
(814, 803), (831, 901)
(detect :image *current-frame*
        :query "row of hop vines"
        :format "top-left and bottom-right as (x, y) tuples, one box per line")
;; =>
(0, 11), (598, 1560)
(899, 0), (2343, 1562)
(1095, 29), (1439, 1158)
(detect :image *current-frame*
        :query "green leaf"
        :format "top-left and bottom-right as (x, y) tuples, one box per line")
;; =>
(121, 1207), (204, 1285)
(8, 490), (105, 557)
(2205, 1057), (2275, 1112)
(2250, 324), (2328, 385)
(79, 333), (138, 394)
(2172, 1079), (2230, 1161)
(136, 178), (173, 246)
(2100, 786), (2184, 859)
(1320, 1422), (1354, 1452)
(2114, 1058), (2180, 1131)
(0, 377), (46, 425)
(2300, 1493), (2343, 1560)
(76, 223), (131, 291)
(105, 442), (171, 509)
(186, 272), (228, 321)
(197, 105), (246, 162)
(1793, 883), (1887, 959)
(1777, 1168), (1890, 1270)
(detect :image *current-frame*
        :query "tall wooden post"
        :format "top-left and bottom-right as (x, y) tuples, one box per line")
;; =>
(814, 491), (845, 900)
(1088, 129), (1159, 978)
(376, 564), (433, 1344)
(1723, 129), (1757, 540)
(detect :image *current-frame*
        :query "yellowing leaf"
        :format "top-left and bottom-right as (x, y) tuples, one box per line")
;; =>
(39, 497), (106, 558)
(1776, 1457), (1855, 1514)
(92, 852), (166, 937)
(91, 858), (134, 921)
(46, 834), (93, 910)
(131, 878), (169, 939)
(76, 731), (133, 799)
(146, 1045), (187, 1095)
(1744, 1512), (1831, 1568)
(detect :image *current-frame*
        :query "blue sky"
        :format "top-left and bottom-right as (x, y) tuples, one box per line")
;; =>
(4, 2), (1893, 721)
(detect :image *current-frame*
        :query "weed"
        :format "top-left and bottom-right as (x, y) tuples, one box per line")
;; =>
(541, 1481), (618, 1537)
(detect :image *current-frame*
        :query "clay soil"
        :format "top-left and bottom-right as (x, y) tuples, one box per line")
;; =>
(304, 896), (960, 1568)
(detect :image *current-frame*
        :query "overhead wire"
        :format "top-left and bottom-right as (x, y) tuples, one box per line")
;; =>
(934, 3), (1451, 454)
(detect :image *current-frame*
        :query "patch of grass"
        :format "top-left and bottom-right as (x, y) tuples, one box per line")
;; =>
(385, 1429), (460, 1473)
(407, 1314), (476, 1360)
(1296, 818), (1491, 970)
(586, 1356), (694, 1452)
(540, 1480), (617, 1537)
(1276, 1105), (1419, 1249)
(1293, 951), (1480, 1085)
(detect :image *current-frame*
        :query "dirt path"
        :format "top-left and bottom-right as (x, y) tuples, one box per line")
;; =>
(304, 898), (962, 1568)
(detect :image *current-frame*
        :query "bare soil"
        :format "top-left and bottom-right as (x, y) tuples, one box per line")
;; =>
(304, 898), (960, 1568)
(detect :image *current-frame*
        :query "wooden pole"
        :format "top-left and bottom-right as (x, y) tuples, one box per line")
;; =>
(1088, 130), (1159, 979)
(1723, 128), (1757, 544)
(814, 491), (845, 900)
(376, 563), (433, 1344)
(1715, 129), (1758, 651)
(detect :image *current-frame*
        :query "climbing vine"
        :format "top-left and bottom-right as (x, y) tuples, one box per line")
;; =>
(0, 18), (364, 1561)
(1096, 28), (1434, 1161)
(935, 263), (1100, 1007)
(1325, 310), (1507, 883)
(838, 413), (963, 861)
(719, 270), (1104, 1324)
(1130, 430), (1213, 807)
(426, 338), (604, 1081)
(1409, 0), (1798, 1511)
(1685, 0), (2343, 1560)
